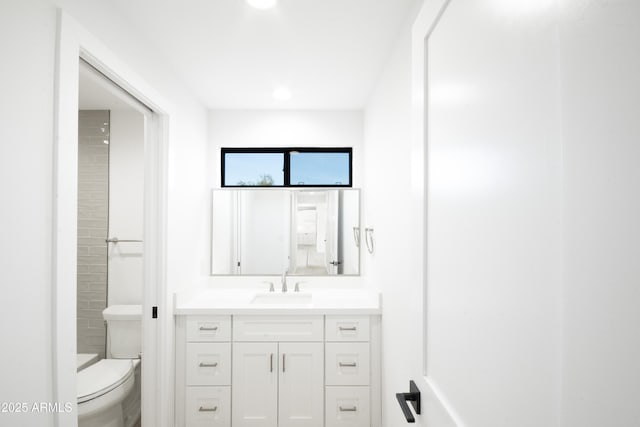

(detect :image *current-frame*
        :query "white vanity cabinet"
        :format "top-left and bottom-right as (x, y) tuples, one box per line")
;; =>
(175, 314), (380, 427)
(325, 316), (371, 427)
(232, 316), (324, 427)
(178, 315), (232, 427)
(232, 341), (324, 427)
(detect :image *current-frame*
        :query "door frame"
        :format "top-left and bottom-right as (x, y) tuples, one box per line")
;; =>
(53, 10), (171, 427)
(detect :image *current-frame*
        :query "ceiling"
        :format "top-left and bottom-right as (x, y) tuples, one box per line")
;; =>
(110, 0), (418, 110)
(79, 61), (143, 111)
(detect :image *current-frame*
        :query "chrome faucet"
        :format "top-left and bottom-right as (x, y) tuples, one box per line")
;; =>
(281, 270), (288, 292)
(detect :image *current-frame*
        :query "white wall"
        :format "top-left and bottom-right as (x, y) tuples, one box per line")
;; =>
(0, 0), (208, 425)
(362, 2), (430, 426)
(108, 109), (145, 305)
(560, 0), (640, 424)
(0, 5), (59, 423)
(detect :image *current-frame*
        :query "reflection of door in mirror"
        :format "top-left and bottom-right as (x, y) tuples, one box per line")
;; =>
(290, 191), (339, 275)
(325, 191), (340, 275)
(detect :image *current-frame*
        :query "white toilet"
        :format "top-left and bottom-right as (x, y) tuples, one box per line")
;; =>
(78, 305), (142, 427)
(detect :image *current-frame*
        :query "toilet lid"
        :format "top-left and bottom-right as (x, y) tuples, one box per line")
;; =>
(77, 359), (134, 403)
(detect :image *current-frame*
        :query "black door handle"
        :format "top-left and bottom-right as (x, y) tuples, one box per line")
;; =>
(396, 380), (421, 423)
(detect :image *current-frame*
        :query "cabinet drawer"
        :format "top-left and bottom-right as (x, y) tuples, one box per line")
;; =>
(186, 343), (231, 386)
(325, 386), (370, 427)
(186, 316), (231, 342)
(325, 343), (370, 386)
(325, 316), (370, 342)
(233, 315), (323, 342)
(185, 386), (230, 427)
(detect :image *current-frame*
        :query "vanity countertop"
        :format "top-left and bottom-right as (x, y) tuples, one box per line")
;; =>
(174, 288), (381, 315)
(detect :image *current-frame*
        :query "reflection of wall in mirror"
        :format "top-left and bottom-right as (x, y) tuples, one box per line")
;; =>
(240, 191), (290, 274)
(211, 190), (236, 274)
(340, 190), (360, 275)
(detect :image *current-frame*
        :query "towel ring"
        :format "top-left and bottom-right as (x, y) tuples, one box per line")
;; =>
(365, 228), (374, 254)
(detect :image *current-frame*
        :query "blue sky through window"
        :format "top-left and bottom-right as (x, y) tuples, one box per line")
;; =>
(224, 152), (284, 186)
(290, 152), (350, 185)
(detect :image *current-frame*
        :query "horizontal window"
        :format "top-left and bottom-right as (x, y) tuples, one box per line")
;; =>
(221, 148), (352, 187)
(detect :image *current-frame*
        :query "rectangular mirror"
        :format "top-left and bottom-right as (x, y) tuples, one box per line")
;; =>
(211, 189), (360, 276)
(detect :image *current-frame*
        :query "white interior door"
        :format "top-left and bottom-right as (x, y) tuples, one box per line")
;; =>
(278, 342), (324, 427)
(232, 342), (278, 427)
(383, 1), (464, 426)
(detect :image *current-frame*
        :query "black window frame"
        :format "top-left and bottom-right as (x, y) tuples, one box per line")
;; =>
(221, 147), (353, 188)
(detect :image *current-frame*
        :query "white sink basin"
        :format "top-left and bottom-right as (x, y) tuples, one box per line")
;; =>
(251, 292), (313, 305)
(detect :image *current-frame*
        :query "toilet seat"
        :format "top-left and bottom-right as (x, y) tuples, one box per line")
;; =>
(78, 359), (134, 404)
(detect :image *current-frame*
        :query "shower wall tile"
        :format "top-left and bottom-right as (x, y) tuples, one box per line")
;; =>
(77, 110), (109, 359)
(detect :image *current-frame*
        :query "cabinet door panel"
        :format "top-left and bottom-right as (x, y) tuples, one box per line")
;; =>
(278, 342), (324, 427)
(232, 342), (278, 427)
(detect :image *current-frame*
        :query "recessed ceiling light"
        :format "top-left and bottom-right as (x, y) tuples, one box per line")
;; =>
(247, 0), (277, 10)
(273, 87), (292, 101)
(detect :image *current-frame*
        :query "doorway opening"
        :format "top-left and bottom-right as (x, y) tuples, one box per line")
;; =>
(76, 59), (149, 426)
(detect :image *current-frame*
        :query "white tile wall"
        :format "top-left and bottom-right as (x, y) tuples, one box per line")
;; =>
(77, 110), (110, 359)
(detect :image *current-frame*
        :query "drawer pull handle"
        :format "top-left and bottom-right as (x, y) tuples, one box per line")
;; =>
(282, 353), (286, 373)
(339, 326), (357, 331)
(199, 326), (218, 331)
(199, 406), (218, 412)
(339, 362), (357, 367)
(270, 353), (274, 372)
(339, 406), (358, 412)
(199, 362), (218, 367)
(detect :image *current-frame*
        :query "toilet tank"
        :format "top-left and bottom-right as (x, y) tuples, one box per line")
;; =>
(102, 305), (142, 359)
